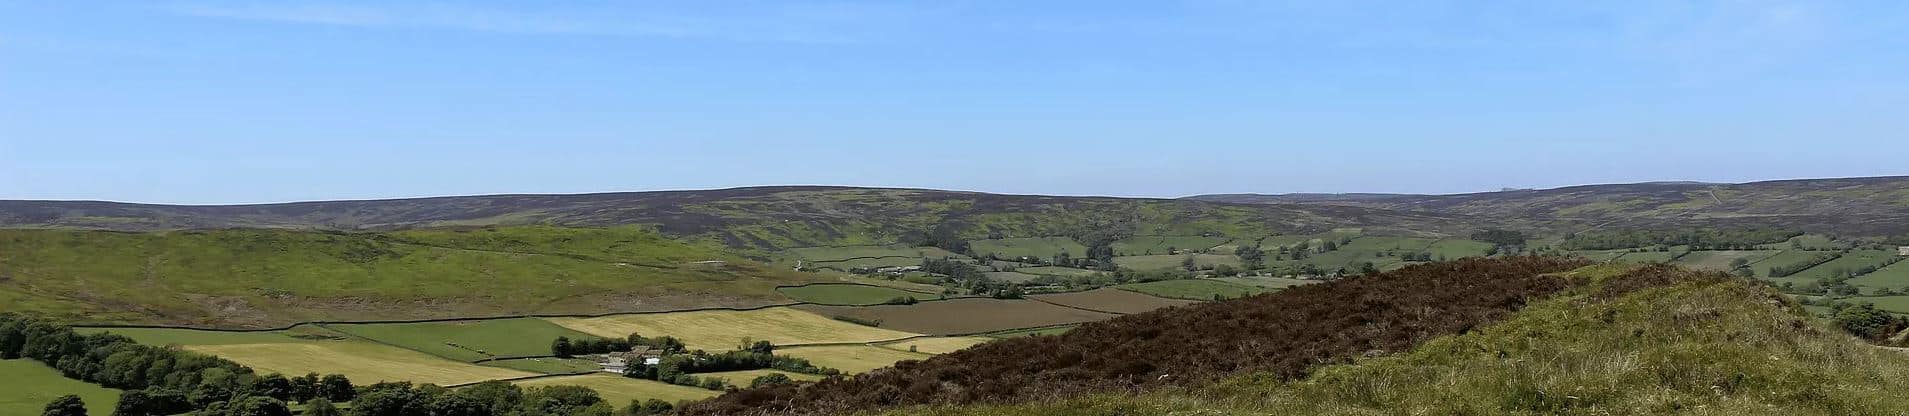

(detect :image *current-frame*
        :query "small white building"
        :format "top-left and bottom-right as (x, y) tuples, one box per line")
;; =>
(1899, 246), (1909, 257)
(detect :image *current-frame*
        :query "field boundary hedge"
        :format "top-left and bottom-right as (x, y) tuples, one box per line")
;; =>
(774, 282), (944, 296)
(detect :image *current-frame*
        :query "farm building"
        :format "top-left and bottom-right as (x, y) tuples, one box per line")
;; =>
(594, 346), (665, 373)
(1899, 246), (1909, 256)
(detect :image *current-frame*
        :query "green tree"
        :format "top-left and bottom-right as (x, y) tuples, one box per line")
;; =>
(319, 374), (354, 402)
(304, 398), (342, 416)
(43, 395), (86, 416)
(551, 336), (574, 357)
(749, 373), (794, 388)
(223, 396), (293, 416)
(1835, 303), (1906, 340)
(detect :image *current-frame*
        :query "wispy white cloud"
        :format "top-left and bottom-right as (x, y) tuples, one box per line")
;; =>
(159, 1), (916, 44)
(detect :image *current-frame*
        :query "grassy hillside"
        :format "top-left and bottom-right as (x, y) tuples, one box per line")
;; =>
(0, 226), (821, 327)
(883, 265), (1909, 415)
(0, 187), (1476, 252)
(1191, 176), (1909, 237)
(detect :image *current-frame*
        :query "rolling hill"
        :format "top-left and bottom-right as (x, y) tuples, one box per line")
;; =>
(1188, 176), (1909, 236)
(0, 187), (1477, 252)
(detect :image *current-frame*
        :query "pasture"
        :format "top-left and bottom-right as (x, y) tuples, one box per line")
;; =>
(776, 284), (930, 306)
(1426, 239), (1496, 259)
(79, 326), (339, 345)
(1339, 236), (1436, 253)
(798, 299), (1118, 335)
(808, 257), (925, 270)
(1030, 288), (1196, 314)
(1112, 254), (1239, 271)
(985, 325), (1076, 338)
(1110, 236), (1231, 256)
(0, 359), (119, 415)
(1213, 276), (1316, 289)
(697, 369), (827, 385)
(968, 237), (1087, 260)
(1671, 250), (1781, 271)
(1016, 266), (1100, 277)
(1568, 249), (1630, 262)
(875, 337), (994, 354)
(983, 271), (1042, 283)
(185, 340), (534, 385)
(548, 307), (920, 351)
(512, 374), (719, 404)
(1785, 250), (1898, 280)
(1612, 248), (1688, 263)
(786, 245), (956, 261)
(778, 345), (933, 374)
(1849, 261), (1909, 290)
(1116, 279), (1267, 300)
(1753, 250), (1841, 280)
(481, 357), (601, 374)
(325, 318), (600, 361)
(1850, 295), (1909, 314)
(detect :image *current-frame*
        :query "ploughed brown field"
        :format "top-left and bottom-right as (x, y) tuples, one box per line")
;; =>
(1028, 287), (1197, 314)
(795, 299), (1119, 335)
(683, 257), (1591, 416)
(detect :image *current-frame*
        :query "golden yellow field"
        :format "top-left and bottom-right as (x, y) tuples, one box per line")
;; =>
(184, 340), (533, 386)
(696, 369), (828, 385)
(513, 374), (720, 404)
(547, 307), (919, 351)
(875, 336), (993, 354)
(778, 345), (932, 374)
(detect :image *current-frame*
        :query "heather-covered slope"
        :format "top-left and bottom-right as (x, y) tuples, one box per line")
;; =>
(680, 257), (1592, 415)
(0, 187), (1474, 251)
(891, 265), (1909, 415)
(1190, 176), (1909, 236)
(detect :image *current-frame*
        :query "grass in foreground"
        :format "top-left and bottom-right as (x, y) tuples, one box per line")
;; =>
(902, 267), (1909, 415)
(548, 307), (920, 351)
(0, 359), (120, 415)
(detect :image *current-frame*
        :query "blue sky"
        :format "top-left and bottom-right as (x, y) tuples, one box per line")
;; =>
(3, 1), (1906, 204)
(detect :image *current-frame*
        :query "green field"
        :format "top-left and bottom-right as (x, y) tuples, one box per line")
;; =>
(1212, 277), (1317, 289)
(1847, 295), (1909, 314)
(1425, 239), (1496, 259)
(1113, 254), (1240, 271)
(1752, 250), (1842, 283)
(1849, 261), (1909, 291)
(0, 227), (820, 327)
(79, 326), (535, 385)
(549, 307), (921, 352)
(1110, 236), (1232, 256)
(1338, 237), (1437, 253)
(1116, 279), (1267, 300)
(1567, 249), (1630, 262)
(777, 284), (931, 305)
(778, 345), (933, 374)
(325, 318), (601, 361)
(1760, 234), (1841, 250)
(983, 271), (1042, 283)
(809, 257), (930, 270)
(1670, 250), (1781, 271)
(1612, 248), (1688, 264)
(786, 245), (956, 261)
(985, 326), (1076, 338)
(697, 369), (827, 386)
(481, 357), (602, 374)
(968, 237), (1087, 260)
(0, 359), (120, 416)
(512, 374), (719, 404)
(1787, 250), (1898, 280)
(1016, 266), (1100, 277)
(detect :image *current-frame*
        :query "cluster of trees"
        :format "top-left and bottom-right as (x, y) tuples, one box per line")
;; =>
(348, 380), (664, 416)
(1399, 251), (1438, 262)
(552, 333), (688, 358)
(920, 257), (984, 281)
(1, 313), (363, 416)
(1234, 245), (1265, 270)
(1560, 228), (1801, 250)
(1831, 303), (1909, 341)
